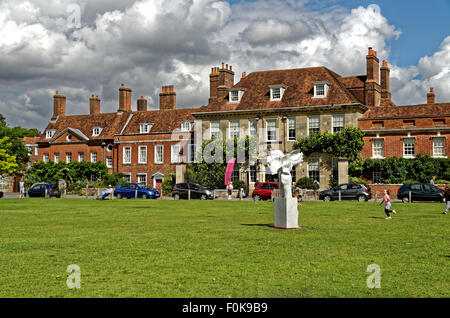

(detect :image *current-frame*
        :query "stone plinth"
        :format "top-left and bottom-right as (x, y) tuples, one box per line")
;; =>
(274, 197), (299, 229)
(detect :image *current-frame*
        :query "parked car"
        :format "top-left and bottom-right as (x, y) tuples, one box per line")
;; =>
(27, 183), (61, 198)
(397, 183), (444, 203)
(319, 183), (371, 202)
(172, 183), (214, 200)
(114, 183), (160, 199)
(252, 182), (279, 201)
(0, 190), (3, 199)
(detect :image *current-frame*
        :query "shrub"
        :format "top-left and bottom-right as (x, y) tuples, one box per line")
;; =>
(231, 179), (248, 196)
(435, 180), (450, 184)
(349, 177), (368, 185)
(296, 177), (314, 189)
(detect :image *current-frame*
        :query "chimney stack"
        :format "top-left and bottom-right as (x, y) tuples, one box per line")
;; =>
(52, 91), (66, 121)
(118, 84), (132, 113)
(380, 60), (391, 102)
(137, 96), (148, 111)
(160, 85), (176, 110)
(365, 47), (381, 107)
(209, 62), (235, 103)
(427, 88), (435, 104)
(89, 95), (101, 114)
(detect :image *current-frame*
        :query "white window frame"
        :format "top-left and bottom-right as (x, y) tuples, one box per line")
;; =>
(403, 138), (416, 158)
(54, 153), (60, 163)
(137, 173), (147, 186)
(46, 130), (56, 139)
(181, 121), (194, 132)
(210, 121), (220, 139)
(66, 153), (72, 163)
(332, 114), (345, 133)
(229, 120), (240, 139)
(78, 152), (84, 162)
(187, 144), (196, 163)
(288, 117), (296, 141)
(106, 157), (113, 168)
(266, 119), (277, 142)
(90, 152), (97, 163)
(92, 127), (103, 137)
(307, 158), (320, 182)
(138, 146), (147, 164)
(140, 123), (152, 134)
(34, 147), (38, 156)
(43, 154), (49, 162)
(308, 116), (320, 135)
(313, 82), (329, 98)
(123, 146), (132, 164)
(432, 136), (446, 158)
(372, 138), (385, 159)
(229, 89), (245, 103)
(269, 85), (286, 101)
(154, 145), (164, 164)
(123, 173), (131, 183)
(171, 144), (180, 163)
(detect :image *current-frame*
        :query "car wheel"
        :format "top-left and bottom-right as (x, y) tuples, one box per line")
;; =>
(201, 194), (207, 200)
(358, 195), (367, 202)
(116, 193), (123, 200)
(323, 195), (332, 202)
(142, 194), (148, 200)
(174, 194), (180, 200)
(402, 197), (409, 203)
(253, 194), (262, 201)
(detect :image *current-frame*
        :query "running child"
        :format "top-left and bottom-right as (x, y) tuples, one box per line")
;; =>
(379, 189), (397, 220)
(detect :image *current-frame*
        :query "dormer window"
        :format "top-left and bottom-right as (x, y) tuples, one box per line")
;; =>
(92, 127), (103, 137)
(269, 84), (287, 101)
(313, 81), (330, 98)
(229, 88), (246, 103)
(46, 129), (56, 139)
(140, 123), (152, 134)
(181, 121), (194, 132)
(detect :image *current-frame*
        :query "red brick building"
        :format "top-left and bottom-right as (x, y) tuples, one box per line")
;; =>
(29, 47), (450, 188)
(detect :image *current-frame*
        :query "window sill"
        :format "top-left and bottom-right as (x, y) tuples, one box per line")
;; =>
(371, 157), (385, 159)
(433, 156), (448, 159)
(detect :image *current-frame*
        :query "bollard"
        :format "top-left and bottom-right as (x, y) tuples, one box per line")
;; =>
(135, 189), (138, 199)
(45, 188), (48, 198)
(188, 189), (191, 200)
(339, 190), (341, 201)
(240, 188), (243, 201)
(409, 191), (411, 203)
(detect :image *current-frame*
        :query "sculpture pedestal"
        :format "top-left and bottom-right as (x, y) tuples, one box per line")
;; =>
(274, 197), (299, 229)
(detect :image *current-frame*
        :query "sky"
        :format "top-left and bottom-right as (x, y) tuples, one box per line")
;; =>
(0, 0), (449, 130)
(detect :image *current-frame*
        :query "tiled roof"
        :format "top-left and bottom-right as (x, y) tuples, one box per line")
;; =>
(39, 112), (131, 142)
(23, 136), (40, 145)
(120, 108), (196, 135)
(195, 67), (362, 114)
(362, 103), (450, 119)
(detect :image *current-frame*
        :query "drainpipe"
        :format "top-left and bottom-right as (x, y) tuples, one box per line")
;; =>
(282, 116), (287, 153)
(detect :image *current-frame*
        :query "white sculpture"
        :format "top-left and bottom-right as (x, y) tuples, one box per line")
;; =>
(267, 150), (304, 198)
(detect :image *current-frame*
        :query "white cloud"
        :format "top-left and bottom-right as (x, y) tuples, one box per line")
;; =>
(0, 0), (447, 130)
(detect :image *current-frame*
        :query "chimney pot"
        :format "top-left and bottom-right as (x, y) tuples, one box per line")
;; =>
(230, 65), (232, 71)
(222, 62), (224, 69)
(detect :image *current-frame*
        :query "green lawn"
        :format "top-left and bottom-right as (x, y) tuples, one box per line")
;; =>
(0, 198), (448, 298)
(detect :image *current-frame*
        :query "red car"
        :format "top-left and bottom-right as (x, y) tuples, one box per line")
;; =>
(252, 182), (279, 201)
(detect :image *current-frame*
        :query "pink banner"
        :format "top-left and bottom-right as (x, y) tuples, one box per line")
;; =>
(224, 158), (236, 186)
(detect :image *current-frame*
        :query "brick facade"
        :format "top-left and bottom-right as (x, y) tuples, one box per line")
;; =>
(26, 47), (449, 190)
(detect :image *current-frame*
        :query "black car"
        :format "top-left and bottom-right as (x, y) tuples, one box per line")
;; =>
(28, 183), (61, 198)
(0, 190), (3, 199)
(397, 183), (444, 203)
(172, 183), (214, 200)
(319, 183), (371, 202)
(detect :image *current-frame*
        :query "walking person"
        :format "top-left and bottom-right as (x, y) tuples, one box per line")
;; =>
(19, 181), (25, 199)
(430, 176), (436, 185)
(313, 180), (320, 200)
(379, 189), (397, 220)
(227, 182), (233, 200)
(442, 187), (450, 215)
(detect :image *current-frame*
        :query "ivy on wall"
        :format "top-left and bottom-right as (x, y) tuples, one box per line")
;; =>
(293, 126), (365, 176)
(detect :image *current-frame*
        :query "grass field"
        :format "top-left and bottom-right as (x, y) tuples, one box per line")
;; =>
(0, 198), (448, 298)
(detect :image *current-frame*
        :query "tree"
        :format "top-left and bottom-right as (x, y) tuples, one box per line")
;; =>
(0, 137), (20, 175)
(294, 126), (365, 176)
(0, 114), (39, 172)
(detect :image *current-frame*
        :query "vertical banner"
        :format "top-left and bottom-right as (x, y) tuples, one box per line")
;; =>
(224, 158), (236, 186)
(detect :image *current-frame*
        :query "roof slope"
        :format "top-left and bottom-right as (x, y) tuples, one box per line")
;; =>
(362, 103), (450, 119)
(195, 66), (362, 113)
